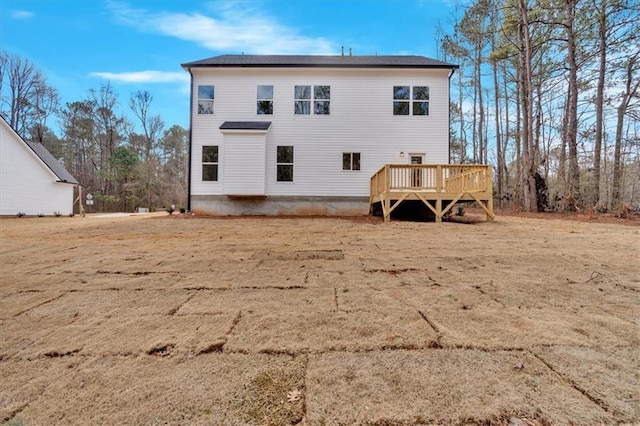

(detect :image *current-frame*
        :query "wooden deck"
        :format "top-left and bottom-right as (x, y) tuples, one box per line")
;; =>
(370, 164), (495, 222)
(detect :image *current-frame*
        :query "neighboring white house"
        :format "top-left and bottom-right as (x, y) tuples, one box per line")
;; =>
(182, 54), (458, 215)
(0, 116), (78, 216)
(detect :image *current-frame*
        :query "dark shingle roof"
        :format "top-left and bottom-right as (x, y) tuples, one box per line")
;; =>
(25, 141), (79, 184)
(219, 121), (272, 131)
(182, 55), (457, 69)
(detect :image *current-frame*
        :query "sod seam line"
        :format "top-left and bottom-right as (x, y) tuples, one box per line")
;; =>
(12, 293), (65, 317)
(418, 310), (441, 334)
(529, 350), (615, 415)
(472, 283), (507, 307)
(167, 290), (199, 316)
(2, 401), (29, 423)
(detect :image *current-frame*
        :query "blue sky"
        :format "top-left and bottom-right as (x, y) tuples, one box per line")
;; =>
(1, 0), (462, 134)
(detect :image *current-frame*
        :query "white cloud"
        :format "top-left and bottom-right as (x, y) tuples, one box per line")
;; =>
(11, 10), (34, 20)
(89, 71), (189, 84)
(106, 0), (336, 55)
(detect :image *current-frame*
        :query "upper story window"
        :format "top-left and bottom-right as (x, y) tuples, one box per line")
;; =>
(343, 152), (361, 171)
(294, 85), (330, 115)
(257, 85), (273, 115)
(202, 146), (218, 181)
(314, 86), (330, 115)
(412, 86), (429, 115)
(294, 85), (311, 114)
(393, 86), (429, 116)
(393, 86), (410, 115)
(198, 85), (214, 114)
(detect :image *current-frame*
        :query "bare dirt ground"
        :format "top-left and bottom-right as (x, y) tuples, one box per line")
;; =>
(1, 212), (638, 425)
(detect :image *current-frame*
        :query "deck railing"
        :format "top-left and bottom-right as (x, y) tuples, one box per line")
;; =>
(370, 164), (492, 197)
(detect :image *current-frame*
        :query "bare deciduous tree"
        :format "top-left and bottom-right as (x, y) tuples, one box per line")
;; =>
(0, 51), (59, 138)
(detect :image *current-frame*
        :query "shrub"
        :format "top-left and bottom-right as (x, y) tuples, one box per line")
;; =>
(16, 212), (26, 217)
(37, 213), (45, 217)
(53, 211), (62, 217)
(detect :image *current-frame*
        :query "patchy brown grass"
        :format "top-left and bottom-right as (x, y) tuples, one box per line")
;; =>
(236, 361), (306, 425)
(306, 349), (614, 425)
(0, 214), (638, 424)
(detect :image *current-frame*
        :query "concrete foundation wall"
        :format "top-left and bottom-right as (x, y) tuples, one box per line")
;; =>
(191, 195), (369, 216)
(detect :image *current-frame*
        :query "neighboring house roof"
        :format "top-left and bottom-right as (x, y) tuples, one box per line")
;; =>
(24, 140), (79, 184)
(0, 116), (79, 185)
(219, 121), (272, 131)
(182, 55), (458, 69)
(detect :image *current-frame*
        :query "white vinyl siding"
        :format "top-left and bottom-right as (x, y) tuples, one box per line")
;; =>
(222, 133), (266, 195)
(190, 67), (450, 197)
(1, 121), (74, 216)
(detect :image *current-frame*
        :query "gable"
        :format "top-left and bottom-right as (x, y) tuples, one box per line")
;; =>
(0, 116), (78, 185)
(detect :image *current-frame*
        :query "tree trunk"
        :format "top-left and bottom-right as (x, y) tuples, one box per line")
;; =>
(612, 52), (640, 210)
(519, 0), (537, 212)
(612, 105), (624, 210)
(477, 39), (485, 164)
(558, 91), (569, 209)
(565, 0), (580, 211)
(472, 72), (478, 163)
(515, 63), (522, 209)
(592, 0), (607, 207)
(459, 67), (466, 163)
(493, 55), (502, 203)
(501, 59), (511, 202)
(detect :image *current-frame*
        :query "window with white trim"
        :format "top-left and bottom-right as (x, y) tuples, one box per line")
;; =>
(202, 146), (218, 181)
(412, 86), (429, 115)
(276, 146), (294, 181)
(314, 85), (330, 115)
(294, 85), (310, 114)
(294, 85), (330, 115)
(257, 85), (273, 115)
(393, 86), (429, 116)
(198, 85), (214, 114)
(342, 153), (361, 171)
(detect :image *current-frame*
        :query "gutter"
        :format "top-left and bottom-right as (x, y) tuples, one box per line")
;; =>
(448, 68), (456, 164)
(182, 63), (459, 70)
(187, 67), (194, 212)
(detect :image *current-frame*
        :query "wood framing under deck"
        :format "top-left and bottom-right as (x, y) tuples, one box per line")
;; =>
(370, 164), (495, 223)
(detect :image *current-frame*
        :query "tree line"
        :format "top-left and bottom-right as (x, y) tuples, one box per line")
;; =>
(438, 0), (639, 212)
(0, 51), (188, 213)
(4, 1), (639, 216)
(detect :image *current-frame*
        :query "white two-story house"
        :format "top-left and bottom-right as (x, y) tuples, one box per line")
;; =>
(181, 54), (458, 216)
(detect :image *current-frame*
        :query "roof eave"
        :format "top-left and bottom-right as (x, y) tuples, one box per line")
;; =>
(182, 63), (458, 70)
